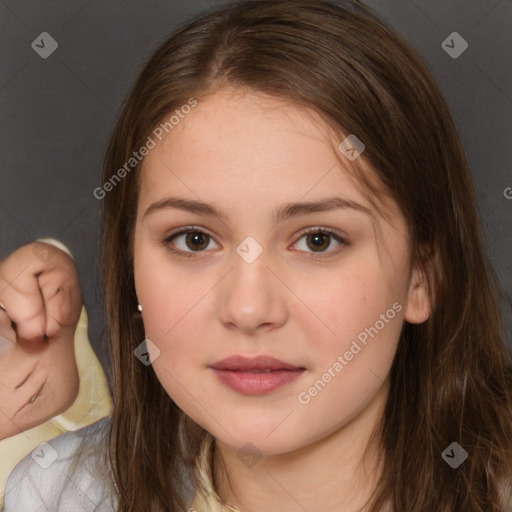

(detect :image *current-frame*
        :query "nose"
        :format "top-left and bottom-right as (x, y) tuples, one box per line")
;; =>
(218, 248), (288, 334)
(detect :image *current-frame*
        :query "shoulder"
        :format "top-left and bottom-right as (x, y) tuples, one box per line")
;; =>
(4, 416), (117, 512)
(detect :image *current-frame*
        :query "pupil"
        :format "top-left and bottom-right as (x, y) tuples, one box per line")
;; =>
(308, 233), (329, 252)
(186, 232), (208, 250)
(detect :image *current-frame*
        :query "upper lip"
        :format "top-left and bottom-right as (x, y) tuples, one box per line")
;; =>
(209, 355), (304, 371)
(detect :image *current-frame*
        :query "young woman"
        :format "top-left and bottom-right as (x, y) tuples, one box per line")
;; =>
(5, 0), (512, 511)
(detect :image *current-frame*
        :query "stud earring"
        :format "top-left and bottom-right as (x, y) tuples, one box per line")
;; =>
(137, 304), (143, 312)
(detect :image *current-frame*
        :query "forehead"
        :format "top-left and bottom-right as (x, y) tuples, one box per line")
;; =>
(162, 89), (337, 167)
(139, 88), (404, 234)
(142, 89), (350, 198)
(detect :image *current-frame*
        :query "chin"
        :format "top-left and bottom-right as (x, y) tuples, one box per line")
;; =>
(212, 424), (302, 456)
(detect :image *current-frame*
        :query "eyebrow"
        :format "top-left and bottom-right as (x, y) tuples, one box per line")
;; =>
(143, 196), (373, 224)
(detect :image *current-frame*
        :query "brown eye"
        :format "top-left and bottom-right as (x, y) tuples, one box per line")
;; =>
(163, 228), (219, 257)
(306, 232), (331, 252)
(293, 228), (348, 256)
(184, 231), (210, 251)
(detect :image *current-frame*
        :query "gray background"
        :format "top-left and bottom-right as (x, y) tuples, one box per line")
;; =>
(1, 0), (511, 373)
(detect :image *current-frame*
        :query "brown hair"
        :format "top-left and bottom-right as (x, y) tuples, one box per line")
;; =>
(100, 0), (512, 510)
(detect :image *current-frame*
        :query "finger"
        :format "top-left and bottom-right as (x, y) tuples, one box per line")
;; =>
(0, 275), (46, 342)
(38, 268), (82, 338)
(42, 287), (66, 338)
(0, 242), (65, 341)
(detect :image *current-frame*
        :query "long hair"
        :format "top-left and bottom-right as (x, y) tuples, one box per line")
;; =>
(100, 1), (512, 510)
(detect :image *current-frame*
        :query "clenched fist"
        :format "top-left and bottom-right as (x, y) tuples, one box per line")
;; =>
(0, 241), (82, 440)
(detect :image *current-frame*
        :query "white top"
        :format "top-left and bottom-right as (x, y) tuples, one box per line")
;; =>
(3, 417), (196, 511)
(4, 417), (116, 511)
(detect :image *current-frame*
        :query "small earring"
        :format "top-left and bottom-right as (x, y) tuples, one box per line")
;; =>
(137, 304), (143, 312)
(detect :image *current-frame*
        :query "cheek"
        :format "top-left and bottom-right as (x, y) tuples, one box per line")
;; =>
(135, 266), (209, 382)
(135, 245), (191, 337)
(295, 262), (404, 412)
(298, 261), (400, 349)
(295, 306), (401, 437)
(149, 328), (207, 418)
(137, 267), (209, 343)
(133, 244), (213, 401)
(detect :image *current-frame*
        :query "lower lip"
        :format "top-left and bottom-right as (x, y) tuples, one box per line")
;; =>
(210, 368), (305, 395)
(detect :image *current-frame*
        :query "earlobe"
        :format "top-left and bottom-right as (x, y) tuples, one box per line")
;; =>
(404, 266), (432, 324)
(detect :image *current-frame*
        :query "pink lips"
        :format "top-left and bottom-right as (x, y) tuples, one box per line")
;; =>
(209, 355), (306, 395)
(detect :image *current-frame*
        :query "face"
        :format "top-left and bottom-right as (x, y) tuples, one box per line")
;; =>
(133, 87), (430, 456)
(0, 315), (79, 440)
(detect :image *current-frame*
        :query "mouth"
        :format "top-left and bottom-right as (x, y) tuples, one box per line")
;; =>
(209, 355), (306, 395)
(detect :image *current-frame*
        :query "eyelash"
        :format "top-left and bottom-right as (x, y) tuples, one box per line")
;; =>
(162, 225), (348, 259)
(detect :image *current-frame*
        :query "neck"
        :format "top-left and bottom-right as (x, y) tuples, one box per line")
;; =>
(212, 380), (389, 512)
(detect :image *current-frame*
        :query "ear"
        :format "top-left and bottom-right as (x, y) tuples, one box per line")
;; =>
(404, 264), (432, 324)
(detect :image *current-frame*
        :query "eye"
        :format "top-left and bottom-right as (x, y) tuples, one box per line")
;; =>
(163, 227), (219, 258)
(292, 227), (348, 257)
(162, 226), (348, 259)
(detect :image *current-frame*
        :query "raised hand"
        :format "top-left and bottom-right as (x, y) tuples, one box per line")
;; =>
(0, 241), (82, 440)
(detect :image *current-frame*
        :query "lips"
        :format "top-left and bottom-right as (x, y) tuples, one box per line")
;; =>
(209, 355), (306, 395)
(209, 354), (304, 372)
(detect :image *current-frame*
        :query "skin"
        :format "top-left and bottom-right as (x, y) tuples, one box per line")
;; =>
(0, 242), (81, 440)
(133, 87), (431, 512)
